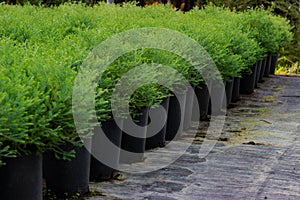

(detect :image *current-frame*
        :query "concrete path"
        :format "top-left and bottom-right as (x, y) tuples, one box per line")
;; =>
(87, 75), (300, 200)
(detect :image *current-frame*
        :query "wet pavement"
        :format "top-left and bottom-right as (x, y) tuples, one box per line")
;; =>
(87, 75), (300, 200)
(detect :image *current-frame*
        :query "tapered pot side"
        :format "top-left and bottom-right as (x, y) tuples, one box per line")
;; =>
(0, 154), (42, 200)
(269, 54), (279, 75)
(119, 107), (149, 164)
(231, 77), (240, 103)
(90, 119), (123, 181)
(240, 64), (257, 94)
(183, 86), (195, 130)
(263, 54), (272, 77)
(166, 93), (186, 141)
(259, 58), (267, 83)
(43, 142), (91, 198)
(225, 78), (234, 107)
(192, 83), (210, 121)
(146, 97), (170, 150)
(255, 60), (262, 88)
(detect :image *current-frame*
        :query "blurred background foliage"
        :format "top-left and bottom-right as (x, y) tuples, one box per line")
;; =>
(198, 0), (299, 74)
(1, 0), (299, 74)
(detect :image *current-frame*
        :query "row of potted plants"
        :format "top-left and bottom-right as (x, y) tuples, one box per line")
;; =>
(0, 3), (293, 199)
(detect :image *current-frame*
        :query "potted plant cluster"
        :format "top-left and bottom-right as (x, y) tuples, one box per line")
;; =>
(0, 3), (293, 199)
(0, 42), (46, 200)
(0, 37), (91, 199)
(238, 8), (293, 91)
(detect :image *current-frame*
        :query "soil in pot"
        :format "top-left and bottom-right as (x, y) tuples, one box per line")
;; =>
(0, 154), (42, 200)
(90, 119), (123, 181)
(165, 92), (186, 141)
(43, 142), (91, 199)
(119, 107), (149, 164)
(145, 97), (170, 150)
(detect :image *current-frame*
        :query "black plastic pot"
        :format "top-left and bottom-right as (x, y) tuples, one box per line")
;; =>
(120, 107), (149, 164)
(264, 54), (272, 77)
(255, 60), (262, 88)
(90, 119), (123, 181)
(0, 154), (42, 200)
(165, 92), (186, 141)
(192, 83), (210, 121)
(43, 143), (91, 198)
(269, 54), (278, 75)
(240, 64), (257, 94)
(208, 80), (227, 116)
(259, 58), (267, 83)
(225, 78), (234, 107)
(145, 97), (170, 150)
(231, 77), (240, 103)
(183, 86), (194, 130)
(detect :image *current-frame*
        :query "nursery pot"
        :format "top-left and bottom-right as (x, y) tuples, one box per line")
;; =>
(263, 54), (272, 77)
(43, 141), (91, 198)
(145, 97), (170, 150)
(259, 58), (267, 83)
(208, 80), (226, 116)
(255, 60), (262, 88)
(192, 82), (210, 121)
(183, 86), (195, 130)
(231, 77), (240, 103)
(269, 54), (278, 75)
(240, 64), (257, 94)
(166, 92), (186, 141)
(120, 107), (149, 164)
(0, 154), (42, 200)
(225, 78), (234, 107)
(90, 118), (123, 181)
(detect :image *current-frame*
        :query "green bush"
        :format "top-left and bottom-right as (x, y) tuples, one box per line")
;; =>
(238, 8), (293, 56)
(186, 5), (263, 76)
(0, 39), (54, 164)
